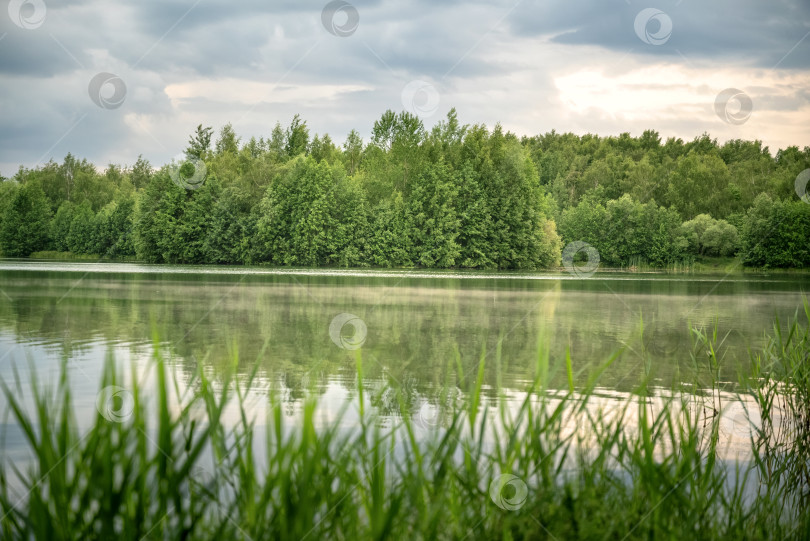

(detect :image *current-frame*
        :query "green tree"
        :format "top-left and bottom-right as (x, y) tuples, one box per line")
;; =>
(310, 134), (339, 164)
(367, 194), (411, 267)
(427, 108), (466, 170)
(701, 220), (739, 257)
(133, 171), (210, 263)
(406, 162), (460, 267)
(3, 111), (805, 270)
(94, 197), (135, 257)
(343, 129), (363, 175)
(203, 186), (256, 264)
(664, 154), (733, 219)
(50, 201), (76, 252)
(561, 195), (687, 267)
(559, 197), (608, 259)
(455, 163), (493, 268)
(0, 181), (20, 254)
(486, 135), (555, 269)
(268, 122), (286, 160)
(186, 125), (214, 159)
(0, 182), (52, 257)
(681, 214), (739, 257)
(285, 114), (310, 157)
(256, 157), (367, 266)
(215, 123), (240, 155)
(370, 110), (427, 193)
(741, 195), (810, 267)
(67, 201), (95, 254)
(130, 155), (153, 190)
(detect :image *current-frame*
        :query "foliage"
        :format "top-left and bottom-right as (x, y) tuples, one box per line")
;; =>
(133, 171), (222, 264)
(406, 162), (460, 267)
(186, 125), (214, 159)
(215, 123), (240, 156)
(2, 316), (810, 539)
(2, 111), (809, 268)
(748, 300), (810, 504)
(285, 114), (309, 158)
(559, 195), (689, 267)
(49, 201), (75, 253)
(0, 182), (52, 257)
(255, 157), (367, 266)
(681, 214), (740, 257)
(740, 194), (810, 268)
(65, 201), (95, 254)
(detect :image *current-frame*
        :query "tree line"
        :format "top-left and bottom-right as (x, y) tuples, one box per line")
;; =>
(1, 109), (809, 269)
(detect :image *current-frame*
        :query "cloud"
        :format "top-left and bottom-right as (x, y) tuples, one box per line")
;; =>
(553, 61), (810, 151)
(1, 0), (808, 176)
(510, 0), (810, 69)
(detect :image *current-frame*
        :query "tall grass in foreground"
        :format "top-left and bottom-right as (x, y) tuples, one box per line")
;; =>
(0, 312), (808, 540)
(749, 302), (810, 513)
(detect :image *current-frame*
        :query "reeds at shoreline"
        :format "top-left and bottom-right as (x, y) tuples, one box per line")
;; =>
(1, 304), (808, 540)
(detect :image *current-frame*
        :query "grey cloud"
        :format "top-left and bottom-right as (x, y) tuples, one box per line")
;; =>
(1, 0), (809, 176)
(510, 0), (810, 69)
(747, 86), (810, 113)
(0, 30), (83, 77)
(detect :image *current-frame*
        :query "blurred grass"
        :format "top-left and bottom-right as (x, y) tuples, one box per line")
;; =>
(1, 308), (808, 540)
(27, 251), (139, 261)
(27, 251), (104, 260)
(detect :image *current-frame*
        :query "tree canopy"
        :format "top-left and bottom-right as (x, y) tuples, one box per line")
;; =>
(1, 109), (808, 269)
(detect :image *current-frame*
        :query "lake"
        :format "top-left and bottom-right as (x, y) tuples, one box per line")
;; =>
(0, 260), (807, 464)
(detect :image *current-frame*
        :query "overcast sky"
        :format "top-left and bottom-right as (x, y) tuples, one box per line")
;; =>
(1, 0), (809, 176)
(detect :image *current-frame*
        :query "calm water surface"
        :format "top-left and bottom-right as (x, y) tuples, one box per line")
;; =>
(0, 260), (807, 463)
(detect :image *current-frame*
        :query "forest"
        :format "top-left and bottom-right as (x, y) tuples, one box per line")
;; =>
(1, 108), (809, 269)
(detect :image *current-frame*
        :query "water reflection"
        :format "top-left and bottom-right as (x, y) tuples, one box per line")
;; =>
(0, 261), (805, 466)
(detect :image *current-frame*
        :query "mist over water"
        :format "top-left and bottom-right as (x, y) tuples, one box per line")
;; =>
(1, 261), (804, 437)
